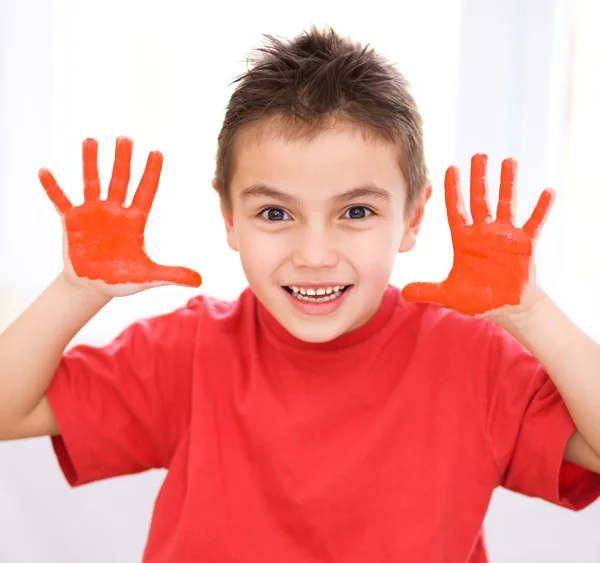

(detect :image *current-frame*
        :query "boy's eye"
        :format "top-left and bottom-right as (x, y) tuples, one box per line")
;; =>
(260, 207), (290, 221)
(344, 206), (373, 219)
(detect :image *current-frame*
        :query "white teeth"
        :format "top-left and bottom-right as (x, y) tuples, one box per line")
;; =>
(286, 285), (348, 303)
(297, 294), (336, 302)
(289, 285), (346, 295)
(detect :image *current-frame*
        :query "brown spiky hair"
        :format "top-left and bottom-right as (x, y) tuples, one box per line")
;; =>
(214, 26), (428, 214)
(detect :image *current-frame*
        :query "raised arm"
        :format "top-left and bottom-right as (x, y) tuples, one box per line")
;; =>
(0, 136), (201, 440)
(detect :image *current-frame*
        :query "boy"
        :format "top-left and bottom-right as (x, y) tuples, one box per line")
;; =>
(1, 26), (600, 562)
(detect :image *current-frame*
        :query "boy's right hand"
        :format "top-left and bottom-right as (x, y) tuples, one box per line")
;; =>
(38, 136), (202, 298)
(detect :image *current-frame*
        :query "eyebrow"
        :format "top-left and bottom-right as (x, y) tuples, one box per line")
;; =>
(239, 184), (302, 205)
(239, 183), (392, 206)
(332, 184), (392, 204)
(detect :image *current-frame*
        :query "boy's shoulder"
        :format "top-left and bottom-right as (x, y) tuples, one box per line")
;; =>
(181, 287), (256, 333)
(184, 287), (253, 316)
(393, 285), (527, 366)
(395, 285), (496, 339)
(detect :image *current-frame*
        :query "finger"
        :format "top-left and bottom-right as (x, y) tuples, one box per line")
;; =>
(82, 138), (101, 201)
(107, 136), (133, 205)
(38, 168), (73, 215)
(496, 158), (517, 223)
(444, 166), (468, 228)
(401, 281), (447, 306)
(522, 188), (555, 239)
(470, 153), (492, 223)
(147, 263), (202, 287)
(130, 151), (163, 215)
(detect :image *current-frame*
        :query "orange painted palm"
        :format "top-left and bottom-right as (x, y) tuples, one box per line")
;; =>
(402, 154), (554, 316)
(39, 136), (201, 296)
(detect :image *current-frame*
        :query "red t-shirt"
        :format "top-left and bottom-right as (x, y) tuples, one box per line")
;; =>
(47, 285), (600, 562)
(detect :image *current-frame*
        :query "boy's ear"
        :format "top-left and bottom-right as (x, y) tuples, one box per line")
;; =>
(214, 179), (239, 252)
(398, 183), (432, 253)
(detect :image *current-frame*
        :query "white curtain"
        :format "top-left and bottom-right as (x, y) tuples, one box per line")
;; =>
(0, 0), (598, 561)
(557, 0), (600, 340)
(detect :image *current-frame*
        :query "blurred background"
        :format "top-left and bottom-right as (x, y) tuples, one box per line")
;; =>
(1, 0), (599, 560)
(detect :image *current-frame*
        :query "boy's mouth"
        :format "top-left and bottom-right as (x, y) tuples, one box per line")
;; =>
(283, 284), (351, 303)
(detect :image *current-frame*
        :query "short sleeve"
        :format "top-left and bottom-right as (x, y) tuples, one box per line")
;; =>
(46, 300), (200, 487)
(485, 322), (600, 511)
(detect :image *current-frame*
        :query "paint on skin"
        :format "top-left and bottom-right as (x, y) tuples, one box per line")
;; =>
(402, 154), (554, 316)
(38, 136), (202, 287)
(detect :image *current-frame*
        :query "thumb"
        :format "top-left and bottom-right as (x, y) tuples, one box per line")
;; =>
(147, 263), (202, 288)
(402, 281), (446, 305)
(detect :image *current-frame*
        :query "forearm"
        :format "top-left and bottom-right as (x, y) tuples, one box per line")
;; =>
(495, 288), (600, 457)
(0, 273), (111, 426)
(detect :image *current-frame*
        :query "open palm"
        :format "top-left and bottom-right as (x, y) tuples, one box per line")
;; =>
(402, 154), (554, 316)
(39, 136), (201, 296)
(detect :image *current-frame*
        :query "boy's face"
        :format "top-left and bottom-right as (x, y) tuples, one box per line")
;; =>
(218, 123), (429, 343)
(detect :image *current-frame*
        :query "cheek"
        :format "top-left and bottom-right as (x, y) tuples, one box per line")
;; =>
(342, 223), (401, 266)
(237, 224), (289, 276)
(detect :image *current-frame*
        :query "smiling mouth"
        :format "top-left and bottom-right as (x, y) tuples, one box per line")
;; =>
(283, 285), (352, 302)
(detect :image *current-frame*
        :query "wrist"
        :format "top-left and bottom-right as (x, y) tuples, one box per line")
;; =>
(56, 270), (113, 310)
(489, 286), (555, 338)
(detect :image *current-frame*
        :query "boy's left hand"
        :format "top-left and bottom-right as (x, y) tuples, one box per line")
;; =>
(402, 154), (555, 318)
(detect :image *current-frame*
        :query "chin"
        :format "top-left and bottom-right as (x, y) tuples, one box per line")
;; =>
(285, 317), (351, 343)
(292, 327), (340, 343)
(254, 281), (364, 343)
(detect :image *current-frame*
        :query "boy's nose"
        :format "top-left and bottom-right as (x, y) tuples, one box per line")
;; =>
(291, 228), (339, 270)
